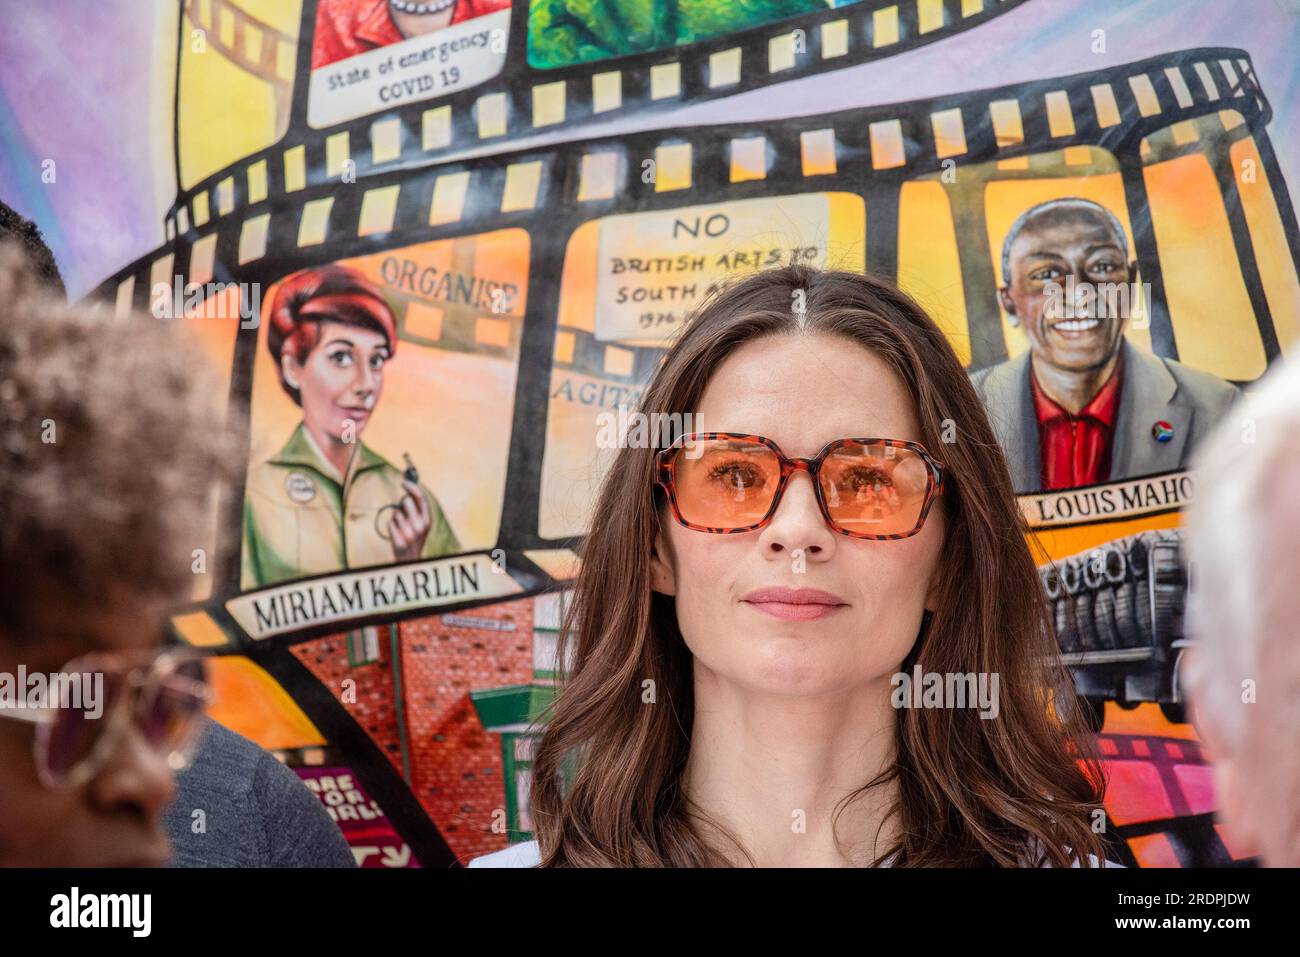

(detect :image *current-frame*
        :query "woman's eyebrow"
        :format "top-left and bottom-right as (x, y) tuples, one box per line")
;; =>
(321, 337), (355, 349)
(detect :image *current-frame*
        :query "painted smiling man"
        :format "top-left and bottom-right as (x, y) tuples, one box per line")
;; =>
(971, 197), (1237, 493)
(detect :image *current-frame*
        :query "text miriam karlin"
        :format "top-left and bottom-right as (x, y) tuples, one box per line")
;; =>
(49, 888), (151, 938)
(226, 553), (520, 640)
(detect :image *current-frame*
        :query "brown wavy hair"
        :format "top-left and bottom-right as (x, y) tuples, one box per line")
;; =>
(529, 265), (1109, 867)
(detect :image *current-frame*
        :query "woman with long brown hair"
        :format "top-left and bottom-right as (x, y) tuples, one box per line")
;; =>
(471, 264), (1115, 867)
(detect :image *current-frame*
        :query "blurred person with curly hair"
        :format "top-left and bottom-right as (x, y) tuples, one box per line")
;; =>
(0, 207), (356, 867)
(0, 240), (238, 865)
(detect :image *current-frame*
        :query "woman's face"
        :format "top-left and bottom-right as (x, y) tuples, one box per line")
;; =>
(283, 319), (390, 445)
(651, 332), (945, 698)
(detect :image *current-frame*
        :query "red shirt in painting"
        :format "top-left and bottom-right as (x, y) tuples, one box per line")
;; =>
(1030, 351), (1124, 490)
(312, 0), (512, 69)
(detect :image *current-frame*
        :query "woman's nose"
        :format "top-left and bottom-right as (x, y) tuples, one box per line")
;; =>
(759, 470), (836, 556)
(353, 362), (376, 394)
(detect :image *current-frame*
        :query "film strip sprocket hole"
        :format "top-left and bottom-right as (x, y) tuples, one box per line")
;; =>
(168, 0), (1034, 231)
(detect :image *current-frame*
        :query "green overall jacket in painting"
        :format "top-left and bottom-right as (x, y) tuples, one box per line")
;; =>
(241, 423), (461, 590)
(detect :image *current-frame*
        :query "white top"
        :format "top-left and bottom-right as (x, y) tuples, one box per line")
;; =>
(468, 839), (543, 867)
(467, 839), (1124, 868)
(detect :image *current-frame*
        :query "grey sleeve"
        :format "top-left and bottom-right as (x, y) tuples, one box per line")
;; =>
(254, 752), (358, 868)
(1173, 362), (1240, 437)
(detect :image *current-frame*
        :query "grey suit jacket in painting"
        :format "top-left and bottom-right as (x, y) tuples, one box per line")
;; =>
(968, 339), (1239, 493)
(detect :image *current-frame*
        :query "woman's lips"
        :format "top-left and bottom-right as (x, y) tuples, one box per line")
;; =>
(747, 602), (844, 621)
(741, 587), (848, 622)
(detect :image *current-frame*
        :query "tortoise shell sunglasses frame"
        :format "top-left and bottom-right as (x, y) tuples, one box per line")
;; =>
(654, 431), (946, 541)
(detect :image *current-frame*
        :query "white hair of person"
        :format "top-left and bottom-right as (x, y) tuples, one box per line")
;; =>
(1182, 355), (1300, 748)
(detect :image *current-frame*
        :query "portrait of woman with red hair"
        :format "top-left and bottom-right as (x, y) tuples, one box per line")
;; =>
(241, 264), (460, 589)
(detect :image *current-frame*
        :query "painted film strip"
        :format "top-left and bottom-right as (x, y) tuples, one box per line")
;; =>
(185, 0), (298, 90)
(100, 46), (1298, 644)
(1097, 732), (1251, 868)
(167, 0), (1033, 232)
